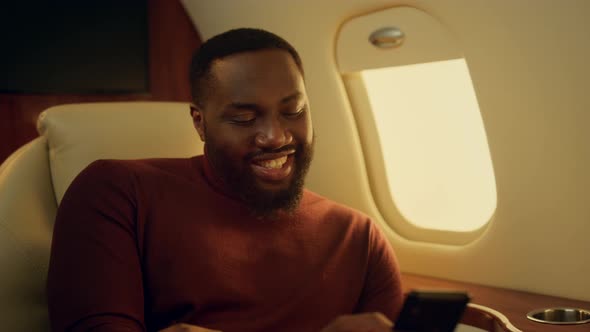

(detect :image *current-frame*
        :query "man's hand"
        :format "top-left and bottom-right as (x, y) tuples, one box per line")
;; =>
(320, 312), (393, 332)
(159, 323), (222, 332)
(158, 313), (392, 332)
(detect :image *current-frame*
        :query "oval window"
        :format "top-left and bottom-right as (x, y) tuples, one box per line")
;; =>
(337, 7), (497, 244)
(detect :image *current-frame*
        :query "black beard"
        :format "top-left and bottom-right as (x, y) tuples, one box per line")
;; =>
(204, 135), (314, 218)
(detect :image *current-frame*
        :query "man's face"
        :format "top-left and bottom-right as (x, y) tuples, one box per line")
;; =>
(192, 49), (314, 216)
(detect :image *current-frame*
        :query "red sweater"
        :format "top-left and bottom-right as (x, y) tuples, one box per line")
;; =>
(47, 156), (403, 332)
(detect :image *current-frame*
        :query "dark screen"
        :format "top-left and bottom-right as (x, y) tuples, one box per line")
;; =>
(0, 1), (149, 94)
(394, 291), (470, 332)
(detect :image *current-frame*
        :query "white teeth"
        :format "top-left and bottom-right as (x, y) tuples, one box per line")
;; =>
(258, 156), (287, 169)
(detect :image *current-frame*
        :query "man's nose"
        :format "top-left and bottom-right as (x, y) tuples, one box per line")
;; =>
(255, 118), (293, 149)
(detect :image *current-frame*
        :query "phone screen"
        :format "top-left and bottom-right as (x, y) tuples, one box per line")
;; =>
(393, 290), (470, 332)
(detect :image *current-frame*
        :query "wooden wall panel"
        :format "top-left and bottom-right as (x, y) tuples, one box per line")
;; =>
(0, 0), (201, 163)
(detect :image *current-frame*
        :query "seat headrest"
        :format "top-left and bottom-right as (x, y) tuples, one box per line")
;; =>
(37, 102), (204, 203)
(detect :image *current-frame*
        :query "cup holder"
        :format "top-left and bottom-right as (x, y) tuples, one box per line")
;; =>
(527, 308), (590, 325)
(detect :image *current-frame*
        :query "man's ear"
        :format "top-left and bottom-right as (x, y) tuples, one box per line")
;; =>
(190, 103), (206, 142)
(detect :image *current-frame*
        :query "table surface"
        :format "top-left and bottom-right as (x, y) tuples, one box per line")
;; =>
(401, 273), (590, 332)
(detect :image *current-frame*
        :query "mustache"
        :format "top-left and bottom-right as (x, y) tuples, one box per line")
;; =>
(246, 144), (298, 160)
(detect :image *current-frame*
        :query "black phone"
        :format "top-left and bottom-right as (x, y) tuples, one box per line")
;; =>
(393, 290), (470, 332)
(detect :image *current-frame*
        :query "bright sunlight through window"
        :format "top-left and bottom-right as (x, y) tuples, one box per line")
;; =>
(361, 59), (497, 232)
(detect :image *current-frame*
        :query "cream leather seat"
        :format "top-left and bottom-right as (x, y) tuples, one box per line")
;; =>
(0, 102), (203, 331)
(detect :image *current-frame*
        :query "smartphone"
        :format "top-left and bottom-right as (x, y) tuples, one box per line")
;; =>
(393, 290), (470, 332)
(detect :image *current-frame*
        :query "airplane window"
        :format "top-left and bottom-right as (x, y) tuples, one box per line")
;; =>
(360, 58), (496, 232)
(337, 6), (497, 243)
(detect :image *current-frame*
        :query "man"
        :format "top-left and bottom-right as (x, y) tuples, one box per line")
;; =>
(47, 28), (403, 332)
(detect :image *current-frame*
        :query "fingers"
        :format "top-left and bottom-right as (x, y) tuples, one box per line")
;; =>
(320, 312), (393, 332)
(372, 312), (393, 327)
(158, 322), (222, 332)
(159, 313), (393, 332)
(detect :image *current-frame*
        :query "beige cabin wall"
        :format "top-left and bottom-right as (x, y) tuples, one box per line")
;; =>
(181, 0), (590, 301)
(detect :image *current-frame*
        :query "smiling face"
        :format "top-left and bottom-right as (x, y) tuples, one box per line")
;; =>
(191, 49), (314, 216)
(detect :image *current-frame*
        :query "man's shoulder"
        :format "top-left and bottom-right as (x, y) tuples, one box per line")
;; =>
(88, 156), (197, 171)
(62, 156), (204, 207)
(81, 156), (200, 179)
(301, 189), (371, 223)
(68, 156), (202, 196)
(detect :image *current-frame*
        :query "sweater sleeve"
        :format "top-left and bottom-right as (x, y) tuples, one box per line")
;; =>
(355, 219), (404, 321)
(47, 160), (145, 332)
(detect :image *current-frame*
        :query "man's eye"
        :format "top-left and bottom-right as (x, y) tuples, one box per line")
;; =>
(230, 114), (256, 124)
(284, 107), (306, 118)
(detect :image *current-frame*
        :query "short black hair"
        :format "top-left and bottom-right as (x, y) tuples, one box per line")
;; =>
(189, 28), (304, 107)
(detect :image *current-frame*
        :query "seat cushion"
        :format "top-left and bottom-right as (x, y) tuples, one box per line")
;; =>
(0, 137), (56, 331)
(37, 102), (204, 203)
